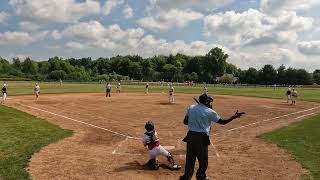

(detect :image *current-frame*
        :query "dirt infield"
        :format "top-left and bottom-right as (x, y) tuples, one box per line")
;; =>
(6, 93), (320, 180)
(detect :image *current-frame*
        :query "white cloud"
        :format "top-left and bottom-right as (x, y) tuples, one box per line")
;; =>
(203, 9), (313, 46)
(138, 9), (203, 31)
(62, 21), (107, 40)
(298, 41), (320, 55)
(51, 30), (62, 40)
(260, 0), (320, 15)
(115, 35), (225, 57)
(45, 45), (60, 49)
(66, 41), (84, 49)
(0, 11), (9, 24)
(56, 20), (226, 57)
(103, 0), (124, 15)
(123, 4), (133, 19)
(150, 0), (234, 11)
(0, 31), (34, 46)
(61, 21), (145, 42)
(19, 21), (40, 32)
(58, 21), (144, 50)
(228, 48), (299, 70)
(88, 39), (116, 49)
(33, 30), (50, 41)
(9, 0), (100, 23)
(3, 53), (31, 61)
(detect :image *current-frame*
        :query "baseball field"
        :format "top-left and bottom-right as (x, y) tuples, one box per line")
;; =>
(1, 82), (320, 180)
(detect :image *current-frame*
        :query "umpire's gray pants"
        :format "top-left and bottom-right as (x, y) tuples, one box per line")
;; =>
(181, 131), (208, 180)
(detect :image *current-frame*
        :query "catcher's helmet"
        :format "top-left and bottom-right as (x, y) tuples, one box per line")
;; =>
(145, 121), (155, 132)
(199, 93), (213, 104)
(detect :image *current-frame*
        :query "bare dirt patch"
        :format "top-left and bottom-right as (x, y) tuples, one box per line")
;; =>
(6, 93), (319, 180)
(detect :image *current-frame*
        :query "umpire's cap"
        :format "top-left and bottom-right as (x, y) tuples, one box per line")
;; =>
(199, 93), (213, 104)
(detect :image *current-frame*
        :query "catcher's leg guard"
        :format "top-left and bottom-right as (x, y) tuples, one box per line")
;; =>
(167, 152), (181, 170)
(148, 159), (159, 170)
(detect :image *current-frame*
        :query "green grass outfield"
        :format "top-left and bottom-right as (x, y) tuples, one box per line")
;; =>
(261, 114), (320, 180)
(2, 81), (320, 103)
(0, 105), (72, 180)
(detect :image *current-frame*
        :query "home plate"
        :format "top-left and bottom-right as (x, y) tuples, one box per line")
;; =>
(163, 146), (175, 150)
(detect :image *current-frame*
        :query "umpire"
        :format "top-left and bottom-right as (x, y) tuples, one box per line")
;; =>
(180, 93), (244, 180)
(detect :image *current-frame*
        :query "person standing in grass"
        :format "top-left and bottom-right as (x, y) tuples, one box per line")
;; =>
(1, 83), (7, 104)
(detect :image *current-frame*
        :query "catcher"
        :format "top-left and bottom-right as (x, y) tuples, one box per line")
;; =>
(143, 121), (181, 170)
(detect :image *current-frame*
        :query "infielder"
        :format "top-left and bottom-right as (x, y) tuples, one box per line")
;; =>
(143, 121), (181, 170)
(291, 88), (298, 105)
(145, 83), (149, 94)
(106, 82), (111, 97)
(203, 84), (208, 94)
(34, 83), (40, 100)
(1, 83), (7, 104)
(169, 83), (175, 104)
(116, 82), (121, 93)
(286, 87), (292, 103)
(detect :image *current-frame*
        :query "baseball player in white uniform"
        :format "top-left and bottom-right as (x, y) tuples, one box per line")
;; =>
(286, 88), (292, 103)
(143, 121), (181, 170)
(1, 83), (7, 104)
(116, 82), (121, 93)
(106, 82), (111, 97)
(34, 83), (40, 100)
(291, 88), (298, 105)
(203, 85), (208, 94)
(169, 83), (175, 104)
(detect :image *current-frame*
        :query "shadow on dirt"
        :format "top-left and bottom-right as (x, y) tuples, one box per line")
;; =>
(113, 161), (174, 172)
(159, 102), (177, 105)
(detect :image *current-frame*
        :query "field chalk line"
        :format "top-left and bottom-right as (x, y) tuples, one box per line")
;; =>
(293, 112), (315, 120)
(213, 106), (320, 136)
(18, 103), (141, 140)
(112, 137), (128, 155)
(17, 103), (319, 158)
(18, 103), (319, 139)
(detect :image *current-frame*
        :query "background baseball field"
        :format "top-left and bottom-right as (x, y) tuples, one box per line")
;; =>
(0, 81), (319, 180)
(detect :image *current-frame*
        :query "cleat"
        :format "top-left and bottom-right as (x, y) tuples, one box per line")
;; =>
(169, 164), (181, 170)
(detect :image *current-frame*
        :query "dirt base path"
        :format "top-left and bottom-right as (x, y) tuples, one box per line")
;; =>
(6, 93), (320, 180)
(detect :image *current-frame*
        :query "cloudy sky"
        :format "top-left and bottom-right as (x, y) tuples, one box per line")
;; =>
(0, 0), (319, 71)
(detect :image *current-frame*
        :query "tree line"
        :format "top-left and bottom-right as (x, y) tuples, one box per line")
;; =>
(0, 47), (319, 85)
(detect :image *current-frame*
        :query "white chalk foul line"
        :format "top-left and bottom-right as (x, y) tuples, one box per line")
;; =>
(18, 103), (141, 140)
(112, 137), (128, 155)
(213, 106), (320, 136)
(210, 143), (220, 158)
(293, 112), (315, 120)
